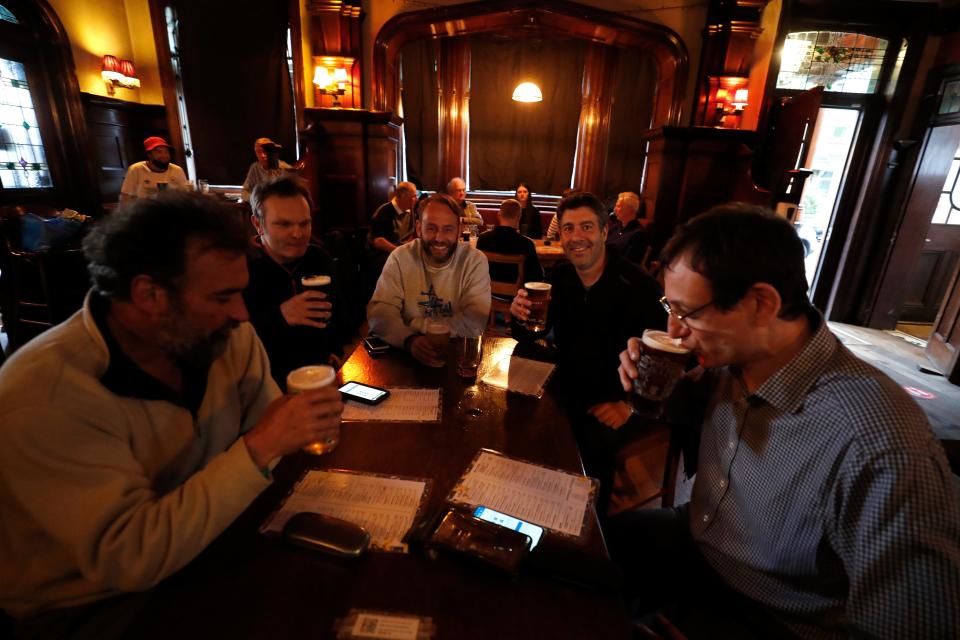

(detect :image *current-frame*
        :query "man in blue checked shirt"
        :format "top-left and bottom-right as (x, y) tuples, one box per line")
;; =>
(612, 203), (960, 639)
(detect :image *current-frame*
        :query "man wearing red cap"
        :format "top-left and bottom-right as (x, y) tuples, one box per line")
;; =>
(119, 136), (190, 203)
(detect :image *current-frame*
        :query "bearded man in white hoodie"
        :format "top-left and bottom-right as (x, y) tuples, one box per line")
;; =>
(367, 193), (491, 366)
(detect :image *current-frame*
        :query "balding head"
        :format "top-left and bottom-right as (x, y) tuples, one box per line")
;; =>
(497, 198), (522, 229)
(614, 192), (640, 224)
(447, 177), (467, 204)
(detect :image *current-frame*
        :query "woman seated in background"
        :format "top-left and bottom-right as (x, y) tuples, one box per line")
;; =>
(516, 182), (542, 239)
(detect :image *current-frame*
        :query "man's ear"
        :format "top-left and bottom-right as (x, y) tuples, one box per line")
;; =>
(748, 283), (782, 326)
(415, 218), (422, 238)
(129, 275), (170, 315)
(251, 214), (264, 237)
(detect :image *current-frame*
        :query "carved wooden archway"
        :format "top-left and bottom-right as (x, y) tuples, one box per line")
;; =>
(372, 0), (688, 193)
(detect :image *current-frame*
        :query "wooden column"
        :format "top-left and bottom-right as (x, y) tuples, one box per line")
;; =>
(306, 1), (363, 109)
(299, 108), (401, 231)
(437, 38), (471, 188)
(571, 44), (618, 194)
(693, 0), (768, 127)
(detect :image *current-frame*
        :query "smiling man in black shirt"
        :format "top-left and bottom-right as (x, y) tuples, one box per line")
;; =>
(510, 191), (665, 515)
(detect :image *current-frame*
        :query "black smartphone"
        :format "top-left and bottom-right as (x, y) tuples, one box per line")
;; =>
(363, 335), (390, 356)
(339, 381), (389, 405)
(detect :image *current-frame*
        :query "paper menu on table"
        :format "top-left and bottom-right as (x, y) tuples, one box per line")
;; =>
(478, 355), (555, 398)
(261, 470), (429, 552)
(341, 388), (441, 422)
(447, 450), (596, 540)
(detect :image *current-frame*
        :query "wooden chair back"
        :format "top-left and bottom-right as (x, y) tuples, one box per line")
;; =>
(480, 250), (525, 330)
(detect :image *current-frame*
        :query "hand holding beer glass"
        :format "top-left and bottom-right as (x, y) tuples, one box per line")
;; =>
(279, 275), (332, 329)
(510, 282), (551, 332)
(618, 330), (691, 418)
(287, 365), (340, 454)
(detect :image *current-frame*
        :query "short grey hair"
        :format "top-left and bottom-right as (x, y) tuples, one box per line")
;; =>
(395, 181), (416, 198)
(618, 192), (640, 213)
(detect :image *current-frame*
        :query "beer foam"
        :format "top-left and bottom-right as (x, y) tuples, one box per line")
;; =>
(286, 365), (336, 389)
(525, 282), (551, 291)
(425, 321), (450, 335)
(641, 330), (690, 354)
(301, 275), (331, 287)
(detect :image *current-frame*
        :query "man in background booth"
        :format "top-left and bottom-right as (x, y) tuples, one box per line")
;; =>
(244, 177), (346, 390)
(446, 177), (484, 226)
(606, 191), (649, 265)
(119, 136), (190, 203)
(241, 137), (295, 203)
(477, 198), (543, 284)
(368, 193), (490, 366)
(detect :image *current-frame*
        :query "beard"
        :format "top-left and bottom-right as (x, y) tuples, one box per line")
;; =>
(158, 299), (237, 368)
(150, 159), (170, 171)
(423, 238), (456, 265)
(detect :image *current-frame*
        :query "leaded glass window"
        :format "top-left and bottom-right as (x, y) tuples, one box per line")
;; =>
(0, 4), (17, 24)
(777, 31), (889, 94)
(932, 140), (960, 226)
(0, 57), (52, 189)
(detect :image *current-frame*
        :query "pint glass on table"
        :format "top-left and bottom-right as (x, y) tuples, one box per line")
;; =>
(424, 320), (451, 367)
(631, 330), (691, 418)
(523, 282), (551, 332)
(287, 365), (338, 454)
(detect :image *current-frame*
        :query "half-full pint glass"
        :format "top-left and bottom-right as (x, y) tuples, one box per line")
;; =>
(631, 330), (691, 417)
(424, 320), (451, 367)
(524, 282), (551, 332)
(287, 365), (338, 454)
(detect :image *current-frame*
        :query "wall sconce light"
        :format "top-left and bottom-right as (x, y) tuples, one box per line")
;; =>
(101, 55), (140, 95)
(709, 76), (749, 128)
(313, 59), (351, 107)
(512, 82), (543, 103)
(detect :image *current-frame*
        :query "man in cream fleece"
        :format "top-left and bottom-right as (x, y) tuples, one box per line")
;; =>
(0, 193), (343, 634)
(367, 192), (491, 366)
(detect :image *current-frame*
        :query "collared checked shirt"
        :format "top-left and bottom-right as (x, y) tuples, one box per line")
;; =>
(690, 312), (960, 638)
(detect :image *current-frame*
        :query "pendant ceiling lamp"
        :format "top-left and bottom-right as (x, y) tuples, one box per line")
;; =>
(512, 82), (543, 103)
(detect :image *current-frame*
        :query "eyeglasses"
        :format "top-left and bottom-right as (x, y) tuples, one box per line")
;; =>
(659, 295), (715, 325)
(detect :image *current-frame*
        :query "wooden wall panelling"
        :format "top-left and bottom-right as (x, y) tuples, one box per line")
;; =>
(927, 258), (960, 383)
(299, 108), (401, 231)
(572, 44), (617, 194)
(641, 126), (759, 252)
(437, 38), (471, 187)
(307, 1), (363, 109)
(693, 0), (769, 126)
(81, 94), (169, 205)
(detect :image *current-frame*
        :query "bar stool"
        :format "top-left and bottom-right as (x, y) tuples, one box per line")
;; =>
(1, 236), (55, 352)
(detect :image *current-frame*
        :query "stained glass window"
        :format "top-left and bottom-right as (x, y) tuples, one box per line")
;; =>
(777, 31), (889, 94)
(932, 140), (960, 226)
(0, 57), (52, 189)
(0, 4), (17, 24)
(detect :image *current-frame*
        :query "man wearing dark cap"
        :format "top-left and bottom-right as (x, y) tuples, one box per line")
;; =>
(119, 136), (190, 203)
(241, 137), (295, 202)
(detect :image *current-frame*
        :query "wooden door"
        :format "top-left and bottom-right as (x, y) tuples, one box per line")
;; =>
(927, 258), (960, 383)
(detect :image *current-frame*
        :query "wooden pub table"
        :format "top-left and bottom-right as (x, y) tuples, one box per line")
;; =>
(534, 238), (565, 272)
(124, 335), (630, 639)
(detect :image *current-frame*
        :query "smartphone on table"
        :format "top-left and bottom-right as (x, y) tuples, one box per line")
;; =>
(363, 334), (390, 357)
(473, 505), (544, 550)
(339, 381), (390, 405)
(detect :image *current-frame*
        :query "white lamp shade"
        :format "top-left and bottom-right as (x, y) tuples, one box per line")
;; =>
(313, 66), (330, 87)
(512, 82), (543, 103)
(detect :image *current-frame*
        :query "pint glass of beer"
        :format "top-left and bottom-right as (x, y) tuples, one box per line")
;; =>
(631, 330), (691, 418)
(523, 282), (551, 332)
(287, 365), (339, 454)
(301, 274), (331, 294)
(424, 320), (451, 367)
(457, 333), (483, 378)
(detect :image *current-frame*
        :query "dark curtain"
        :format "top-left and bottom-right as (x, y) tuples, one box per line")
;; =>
(468, 36), (583, 195)
(602, 48), (657, 198)
(400, 39), (439, 191)
(171, 0), (294, 185)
